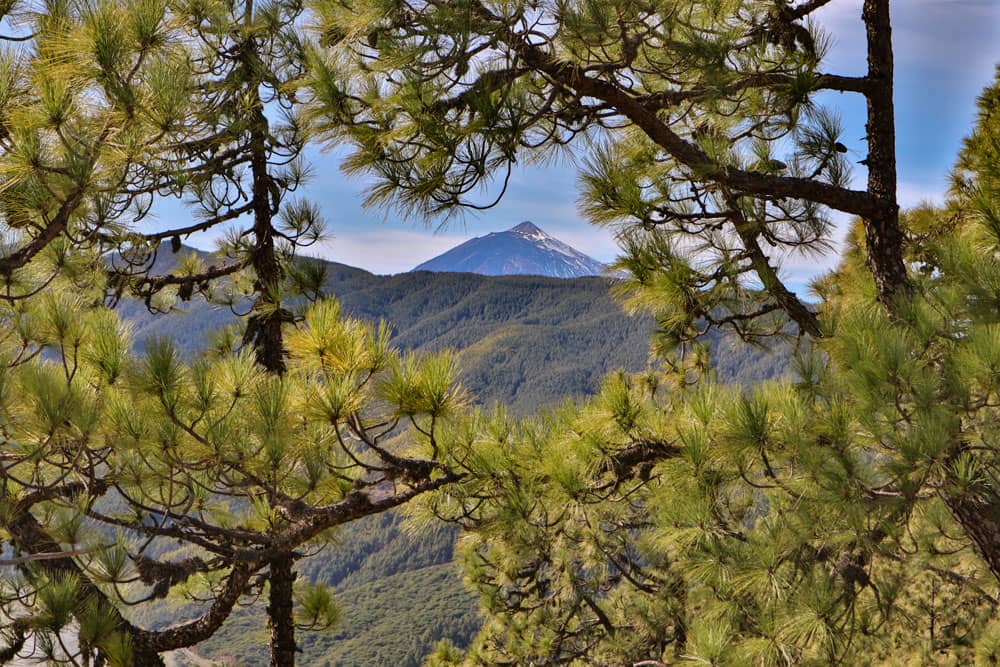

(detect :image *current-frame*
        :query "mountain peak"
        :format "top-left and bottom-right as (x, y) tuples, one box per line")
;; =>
(509, 221), (546, 236)
(413, 222), (605, 278)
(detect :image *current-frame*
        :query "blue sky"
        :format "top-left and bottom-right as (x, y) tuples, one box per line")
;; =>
(184, 2), (1000, 277)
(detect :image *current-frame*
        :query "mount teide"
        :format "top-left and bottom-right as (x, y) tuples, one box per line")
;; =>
(413, 221), (606, 278)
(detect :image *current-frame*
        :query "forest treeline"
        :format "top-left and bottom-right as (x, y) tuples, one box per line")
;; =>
(2, 1), (1000, 666)
(119, 254), (789, 412)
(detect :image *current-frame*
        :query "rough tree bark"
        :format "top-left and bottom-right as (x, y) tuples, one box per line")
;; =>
(267, 554), (299, 667)
(945, 494), (1000, 583)
(860, 0), (908, 306)
(246, 99), (288, 376)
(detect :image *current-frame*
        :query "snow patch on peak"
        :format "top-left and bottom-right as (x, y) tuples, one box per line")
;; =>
(509, 221), (549, 240)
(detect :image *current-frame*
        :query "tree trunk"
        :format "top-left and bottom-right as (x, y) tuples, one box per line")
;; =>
(267, 554), (298, 667)
(243, 35), (297, 661)
(248, 102), (297, 662)
(860, 0), (1000, 582)
(861, 0), (909, 306)
(944, 493), (1000, 582)
(245, 94), (287, 376)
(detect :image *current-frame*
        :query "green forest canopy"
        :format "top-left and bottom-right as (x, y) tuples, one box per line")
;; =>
(1, 2), (1000, 666)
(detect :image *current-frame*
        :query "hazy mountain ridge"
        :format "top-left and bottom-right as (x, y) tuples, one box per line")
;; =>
(121, 250), (659, 413)
(412, 221), (607, 278)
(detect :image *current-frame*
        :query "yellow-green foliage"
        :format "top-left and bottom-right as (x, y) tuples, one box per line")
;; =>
(0, 289), (472, 664)
(413, 73), (1000, 664)
(423, 217), (1000, 663)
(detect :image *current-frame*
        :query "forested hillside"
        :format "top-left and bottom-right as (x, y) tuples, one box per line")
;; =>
(123, 251), (790, 666)
(122, 252), (788, 412)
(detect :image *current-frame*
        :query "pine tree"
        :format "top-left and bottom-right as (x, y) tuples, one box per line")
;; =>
(308, 0), (903, 338)
(0, 283), (471, 664)
(0, 1), (218, 663)
(0, 2), (471, 665)
(127, 3), (318, 663)
(395, 73), (1000, 662)
(303, 1), (1000, 664)
(0, 0), (189, 285)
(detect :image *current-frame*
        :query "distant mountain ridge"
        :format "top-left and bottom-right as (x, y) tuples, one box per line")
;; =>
(413, 221), (606, 278)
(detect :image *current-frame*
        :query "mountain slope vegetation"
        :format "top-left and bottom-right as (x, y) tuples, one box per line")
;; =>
(123, 251), (790, 412)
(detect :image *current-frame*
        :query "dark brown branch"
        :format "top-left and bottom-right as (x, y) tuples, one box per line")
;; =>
(126, 259), (249, 299)
(473, 6), (887, 219)
(140, 201), (255, 241)
(238, 472), (464, 562)
(16, 479), (109, 509)
(640, 72), (870, 109)
(725, 195), (822, 336)
(789, 0), (835, 21)
(140, 563), (255, 652)
(0, 186), (87, 276)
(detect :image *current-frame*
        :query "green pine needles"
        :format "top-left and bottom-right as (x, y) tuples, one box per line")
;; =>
(1, 287), (471, 664)
(2, 1), (1000, 666)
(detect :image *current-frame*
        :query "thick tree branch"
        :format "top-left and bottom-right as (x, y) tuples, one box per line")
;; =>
(470, 6), (887, 219)
(236, 472), (465, 562)
(788, 0), (835, 21)
(140, 564), (255, 652)
(0, 187), (87, 276)
(124, 259), (249, 302)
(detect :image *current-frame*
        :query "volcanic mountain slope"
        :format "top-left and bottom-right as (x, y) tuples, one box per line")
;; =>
(413, 221), (607, 278)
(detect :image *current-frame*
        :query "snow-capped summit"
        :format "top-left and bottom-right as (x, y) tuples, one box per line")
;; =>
(412, 222), (606, 278)
(509, 221), (549, 240)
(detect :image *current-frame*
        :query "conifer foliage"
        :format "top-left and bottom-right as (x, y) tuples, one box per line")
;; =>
(307, 1), (1000, 665)
(3, 0), (1000, 665)
(309, 0), (904, 341)
(422, 45), (1000, 667)
(0, 283), (470, 665)
(0, 2), (472, 666)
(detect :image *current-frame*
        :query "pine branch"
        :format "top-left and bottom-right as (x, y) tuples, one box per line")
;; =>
(236, 472), (465, 561)
(140, 564), (255, 652)
(0, 546), (106, 567)
(445, 0), (888, 220)
(789, 0), (836, 20)
(4, 507), (167, 665)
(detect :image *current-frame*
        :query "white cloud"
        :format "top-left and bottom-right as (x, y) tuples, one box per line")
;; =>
(315, 229), (472, 274)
